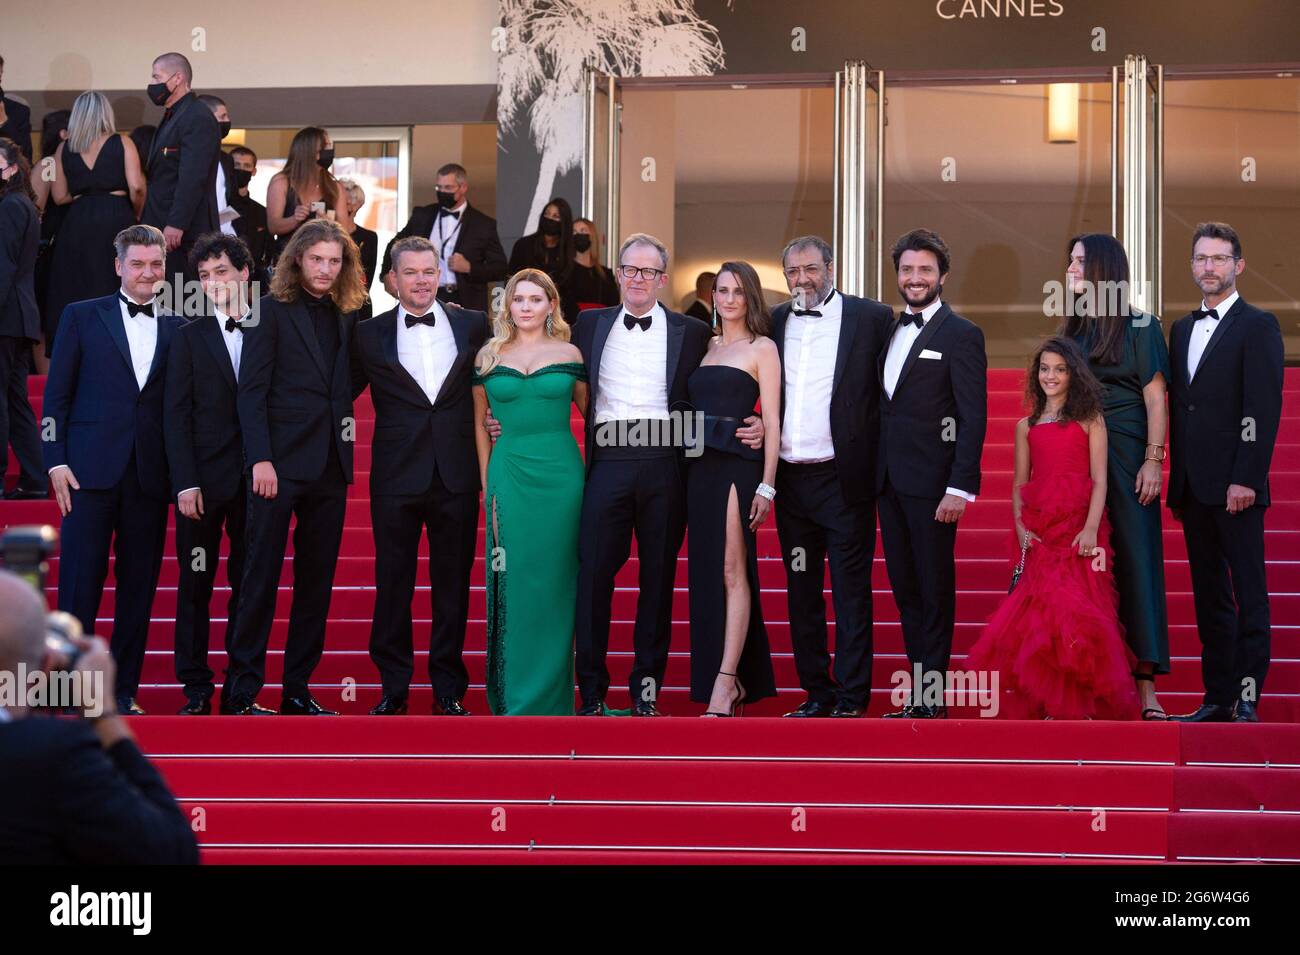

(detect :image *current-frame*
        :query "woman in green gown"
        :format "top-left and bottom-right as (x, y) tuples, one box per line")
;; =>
(1061, 234), (1171, 720)
(472, 268), (587, 715)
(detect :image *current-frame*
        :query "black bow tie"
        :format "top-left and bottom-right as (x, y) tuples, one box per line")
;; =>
(624, 312), (652, 331)
(405, 311), (437, 328)
(119, 295), (154, 318)
(438, 206), (461, 218)
(1194, 308), (1219, 321)
(900, 311), (925, 329)
(225, 317), (244, 333)
(792, 308), (822, 317)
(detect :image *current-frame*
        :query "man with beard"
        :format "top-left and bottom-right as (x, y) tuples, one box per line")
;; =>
(1167, 222), (1283, 723)
(771, 236), (895, 718)
(877, 229), (987, 719)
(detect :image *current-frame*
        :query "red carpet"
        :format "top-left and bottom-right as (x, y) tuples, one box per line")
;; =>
(4, 368), (1298, 863)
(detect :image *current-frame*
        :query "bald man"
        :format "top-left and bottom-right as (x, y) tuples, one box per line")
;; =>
(0, 570), (198, 863)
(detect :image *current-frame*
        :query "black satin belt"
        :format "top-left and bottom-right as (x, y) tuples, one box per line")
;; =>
(684, 412), (763, 461)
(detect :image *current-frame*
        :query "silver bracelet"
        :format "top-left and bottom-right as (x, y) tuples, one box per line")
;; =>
(756, 483), (776, 501)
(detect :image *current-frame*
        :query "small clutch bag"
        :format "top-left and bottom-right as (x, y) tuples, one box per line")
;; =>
(1008, 537), (1029, 593)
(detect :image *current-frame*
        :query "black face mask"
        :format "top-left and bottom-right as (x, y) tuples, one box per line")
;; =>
(146, 79), (172, 106)
(231, 168), (253, 191)
(540, 218), (562, 237)
(217, 120), (232, 138)
(317, 148), (334, 169)
(573, 234), (592, 253)
(435, 190), (457, 209)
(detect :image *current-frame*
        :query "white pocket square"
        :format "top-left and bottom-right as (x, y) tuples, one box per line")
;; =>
(919, 348), (942, 360)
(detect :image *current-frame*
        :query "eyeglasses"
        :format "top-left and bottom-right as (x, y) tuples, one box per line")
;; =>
(783, 265), (824, 280)
(617, 265), (665, 281)
(1192, 254), (1236, 267)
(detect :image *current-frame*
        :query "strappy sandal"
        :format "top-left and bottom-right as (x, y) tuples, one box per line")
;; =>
(702, 670), (746, 717)
(1135, 672), (1167, 721)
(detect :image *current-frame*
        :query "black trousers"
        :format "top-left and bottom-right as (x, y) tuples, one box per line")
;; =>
(173, 482), (247, 701)
(1181, 496), (1271, 707)
(775, 461), (876, 707)
(575, 453), (684, 705)
(368, 469), (479, 699)
(226, 461), (347, 701)
(877, 480), (958, 695)
(0, 335), (43, 491)
(56, 454), (168, 699)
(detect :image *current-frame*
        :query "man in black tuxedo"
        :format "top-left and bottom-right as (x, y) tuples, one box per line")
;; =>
(770, 236), (895, 718)
(42, 225), (181, 714)
(381, 163), (507, 313)
(228, 146), (273, 280)
(352, 236), (489, 716)
(566, 234), (761, 714)
(141, 52), (222, 285)
(164, 233), (257, 715)
(0, 570), (198, 864)
(197, 95), (240, 240)
(877, 229), (987, 719)
(226, 218), (362, 716)
(1167, 222), (1284, 724)
(0, 56), (32, 162)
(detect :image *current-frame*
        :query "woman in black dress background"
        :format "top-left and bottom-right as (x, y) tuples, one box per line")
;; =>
(559, 217), (618, 320)
(508, 196), (574, 286)
(1061, 233), (1172, 720)
(686, 260), (781, 715)
(30, 109), (69, 372)
(44, 92), (144, 355)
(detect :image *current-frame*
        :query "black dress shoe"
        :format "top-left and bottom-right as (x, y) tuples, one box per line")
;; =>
(3, 486), (48, 500)
(1234, 700), (1259, 723)
(1170, 703), (1236, 723)
(115, 696), (145, 715)
(577, 699), (605, 716)
(831, 701), (864, 718)
(370, 695), (408, 715)
(783, 699), (833, 718)
(434, 696), (471, 716)
(883, 703), (947, 719)
(280, 694), (338, 715)
(178, 696), (211, 715)
(631, 700), (663, 717)
(220, 696), (277, 715)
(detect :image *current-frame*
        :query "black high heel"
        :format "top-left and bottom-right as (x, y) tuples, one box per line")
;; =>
(1135, 671), (1167, 721)
(703, 670), (746, 717)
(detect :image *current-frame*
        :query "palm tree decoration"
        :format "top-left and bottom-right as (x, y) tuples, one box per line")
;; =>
(498, 0), (727, 230)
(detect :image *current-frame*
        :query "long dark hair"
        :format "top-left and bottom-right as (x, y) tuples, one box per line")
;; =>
(40, 110), (71, 160)
(283, 126), (338, 211)
(1025, 335), (1104, 427)
(529, 196), (575, 284)
(1059, 233), (1131, 367)
(713, 261), (770, 340)
(0, 138), (35, 202)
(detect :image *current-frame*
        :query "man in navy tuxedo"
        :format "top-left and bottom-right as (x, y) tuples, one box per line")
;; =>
(42, 224), (181, 714)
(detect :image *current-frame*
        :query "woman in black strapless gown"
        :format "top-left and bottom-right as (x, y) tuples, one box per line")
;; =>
(686, 261), (782, 715)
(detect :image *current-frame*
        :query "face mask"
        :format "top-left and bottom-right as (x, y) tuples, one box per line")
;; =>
(540, 218), (561, 237)
(231, 168), (253, 190)
(435, 190), (457, 209)
(317, 148), (334, 169)
(217, 120), (232, 138)
(146, 78), (172, 106)
(573, 234), (592, 253)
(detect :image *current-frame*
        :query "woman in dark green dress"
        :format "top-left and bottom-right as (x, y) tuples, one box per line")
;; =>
(1061, 234), (1171, 719)
(472, 268), (587, 715)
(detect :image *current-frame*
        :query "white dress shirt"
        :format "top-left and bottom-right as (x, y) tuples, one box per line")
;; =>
(882, 298), (974, 502)
(215, 162), (239, 236)
(429, 201), (467, 288)
(1187, 290), (1238, 380)
(594, 301), (670, 423)
(780, 289), (841, 463)
(397, 301), (457, 404)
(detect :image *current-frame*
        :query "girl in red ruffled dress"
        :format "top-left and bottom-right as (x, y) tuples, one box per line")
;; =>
(966, 336), (1139, 720)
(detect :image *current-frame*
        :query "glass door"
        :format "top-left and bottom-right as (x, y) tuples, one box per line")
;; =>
(582, 69), (620, 270)
(835, 61), (883, 299)
(1120, 56), (1163, 316)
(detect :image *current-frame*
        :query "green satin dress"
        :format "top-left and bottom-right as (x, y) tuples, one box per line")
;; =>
(473, 361), (586, 714)
(1074, 314), (1172, 673)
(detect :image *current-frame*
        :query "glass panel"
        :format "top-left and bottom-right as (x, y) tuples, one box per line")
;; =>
(585, 75), (614, 268)
(882, 81), (1115, 366)
(331, 140), (399, 315)
(1162, 75), (1300, 361)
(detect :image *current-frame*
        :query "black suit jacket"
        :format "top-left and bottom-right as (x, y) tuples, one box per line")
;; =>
(350, 303), (490, 496)
(142, 92), (221, 239)
(1167, 295), (1284, 509)
(231, 193), (272, 276)
(772, 292), (895, 504)
(0, 96), (32, 162)
(0, 717), (198, 864)
(572, 304), (712, 476)
(0, 191), (40, 341)
(237, 294), (356, 483)
(876, 303), (988, 499)
(381, 204), (507, 312)
(164, 314), (245, 501)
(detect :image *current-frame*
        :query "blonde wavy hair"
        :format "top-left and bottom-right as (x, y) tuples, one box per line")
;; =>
(476, 268), (569, 374)
(269, 218), (368, 313)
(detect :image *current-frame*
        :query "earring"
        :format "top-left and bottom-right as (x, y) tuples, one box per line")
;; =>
(711, 305), (720, 335)
(545, 313), (554, 335)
